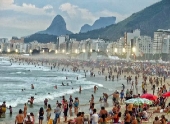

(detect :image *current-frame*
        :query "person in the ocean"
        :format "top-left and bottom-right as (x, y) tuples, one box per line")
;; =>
(28, 96), (34, 105)
(62, 82), (65, 86)
(54, 85), (57, 89)
(79, 86), (81, 93)
(31, 84), (34, 89)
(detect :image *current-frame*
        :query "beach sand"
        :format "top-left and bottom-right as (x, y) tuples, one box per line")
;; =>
(0, 54), (170, 124)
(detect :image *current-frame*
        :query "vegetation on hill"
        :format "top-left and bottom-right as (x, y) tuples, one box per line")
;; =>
(70, 0), (170, 41)
(24, 34), (57, 43)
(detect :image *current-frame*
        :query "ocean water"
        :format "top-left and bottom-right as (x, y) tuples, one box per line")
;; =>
(0, 57), (130, 123)
(0, 57), (104, 122)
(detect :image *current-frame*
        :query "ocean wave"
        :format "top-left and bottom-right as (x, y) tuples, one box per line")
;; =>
(0, 58), (103, 108)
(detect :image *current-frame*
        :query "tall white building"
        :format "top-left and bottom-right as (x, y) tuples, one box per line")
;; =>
(153, 29), (170, 54)
(0, 38), (9, 43)
(124, 29), (141, 59)
(117, 37), (124, 55)
(58, 35), (69, 51)
(134, 36), (152, 57)
(162, 36), (170, 54)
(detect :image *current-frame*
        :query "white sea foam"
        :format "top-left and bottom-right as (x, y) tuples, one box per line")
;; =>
(0, 57), (103, 108)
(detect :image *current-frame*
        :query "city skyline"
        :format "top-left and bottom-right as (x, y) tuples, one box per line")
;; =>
(0, 0), (160, 38)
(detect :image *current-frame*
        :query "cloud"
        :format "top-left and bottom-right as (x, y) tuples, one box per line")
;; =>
(22, 3), (36, 8)
(98, 10), (129, 23)
(59, 3), (129, 33)
(0, 0), (55, 38)
(0, 0), (55, 16)
(59, 3), (96, 22)
(43, 5), (53, 10)
(0, 0), (14, 6)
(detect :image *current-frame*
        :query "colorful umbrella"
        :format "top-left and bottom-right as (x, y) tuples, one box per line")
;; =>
(140, 93), (158, 101)
(125, 98), (152, 105)
(163, 92), (170, 97)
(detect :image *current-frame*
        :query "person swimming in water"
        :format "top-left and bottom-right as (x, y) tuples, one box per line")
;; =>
(28, 96), (34, 105)
(62, 82), (65, 86)
(31, 84), (34, 89)
(54, 85), (57, 89)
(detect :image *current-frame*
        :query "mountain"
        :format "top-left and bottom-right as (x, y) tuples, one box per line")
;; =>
(70, 0), (170, 41)
(38, 15), (72, 36)
(80, 24), (91, 33)
(80, 17), (116, 33)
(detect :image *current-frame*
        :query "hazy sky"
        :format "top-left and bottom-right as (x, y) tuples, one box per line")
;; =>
(0, 0), (160, 38)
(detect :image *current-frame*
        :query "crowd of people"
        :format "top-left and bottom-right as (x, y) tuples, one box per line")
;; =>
(1, 55), (170, 124)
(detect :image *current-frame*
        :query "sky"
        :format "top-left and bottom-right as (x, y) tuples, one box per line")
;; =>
(0, 0), (160, 39)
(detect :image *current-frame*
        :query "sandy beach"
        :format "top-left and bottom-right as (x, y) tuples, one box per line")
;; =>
(0, 54), (170, 124)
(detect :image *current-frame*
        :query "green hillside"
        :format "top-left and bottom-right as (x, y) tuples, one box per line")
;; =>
(24, 34), (57, 43)
(70, 0), (170, 41)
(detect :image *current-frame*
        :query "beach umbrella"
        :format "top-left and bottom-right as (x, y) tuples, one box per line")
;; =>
(125, 98), (152, 105)
(163, 92), (170, 97)
(140, 93), (158, 101)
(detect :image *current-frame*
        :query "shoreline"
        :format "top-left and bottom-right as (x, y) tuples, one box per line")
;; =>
(1, 55), (170, 124)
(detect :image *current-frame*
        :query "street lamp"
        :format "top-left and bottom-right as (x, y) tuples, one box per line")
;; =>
(30, 49), (32, 53)
(115, 48), (117, 52)
(132, 47), (136, 53)
(90, 49), (92, 52)
(62, 49), (65, 53)
(7, 49), (10, 53)
(75, 49), (78, 54)
(98, 49), (99, 52)
(55, 50), (58, 54)
(83, 49), (86, 53)
(132, 47), (136, 61)
(15, 49), (18, 53)
(122, 48), (126, 53)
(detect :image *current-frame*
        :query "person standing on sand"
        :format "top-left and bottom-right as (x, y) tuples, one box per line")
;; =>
(75, 112), (84, 124)
(122, 84), (125, 91)
(46, 104), (51, 121)
(152, 84), (156, 95)
(74, 97), (79, 115)
(120, 90), (124, 104)
(24, 103), (27, 118)
(15, 109), (24, 124)
(69, 95), (73, 116)
(131, 81), (134, 90)
(91, 109), (99, 124)
(54, 103), (61, 124)
(63, 100), (68, 122)
(103, 93), (108, 103)
(39, 107), (44, 124)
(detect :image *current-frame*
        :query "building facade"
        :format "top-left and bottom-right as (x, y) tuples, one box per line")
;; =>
(153, 29), (170, 54)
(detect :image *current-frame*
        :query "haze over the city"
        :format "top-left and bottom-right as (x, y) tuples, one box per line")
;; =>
(0, 0), (160, 38)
